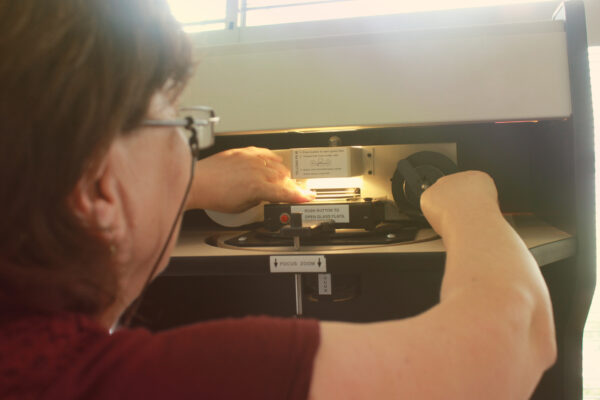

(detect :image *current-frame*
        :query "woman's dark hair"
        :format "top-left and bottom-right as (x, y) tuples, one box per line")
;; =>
(0, 0), (192, 314)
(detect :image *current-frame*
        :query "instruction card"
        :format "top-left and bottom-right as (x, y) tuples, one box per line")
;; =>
(318, 273), (332, 295)
(291, 204), (350, 223)
(292, 148), (350, 178)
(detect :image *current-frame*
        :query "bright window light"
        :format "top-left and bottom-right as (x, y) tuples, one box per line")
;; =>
(166, 0), (555, 31)
(583, 45), (600, 400)
(167, 0), (227, 30)
(243, 0), (553, 27)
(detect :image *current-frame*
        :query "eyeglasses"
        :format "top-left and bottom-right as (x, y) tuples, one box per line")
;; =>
(142, 105), (220, 160)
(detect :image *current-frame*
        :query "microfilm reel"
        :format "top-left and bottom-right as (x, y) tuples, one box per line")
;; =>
(391, 151), (459, 217)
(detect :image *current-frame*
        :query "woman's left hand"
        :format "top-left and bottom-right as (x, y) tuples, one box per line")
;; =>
(185, 146), (315, 213)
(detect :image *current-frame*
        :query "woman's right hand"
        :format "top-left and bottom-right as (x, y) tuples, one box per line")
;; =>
(420, 171), (501, 238)
(186, 146), (314, 213)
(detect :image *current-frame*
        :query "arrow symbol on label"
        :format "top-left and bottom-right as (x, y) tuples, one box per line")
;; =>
(318, 258), (322, 267)
(274, 259), (278, 267)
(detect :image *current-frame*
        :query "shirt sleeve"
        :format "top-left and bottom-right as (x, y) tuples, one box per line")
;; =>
(46, 316), (320, 400)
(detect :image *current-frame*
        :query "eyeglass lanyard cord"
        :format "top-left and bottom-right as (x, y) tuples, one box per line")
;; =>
(121, 125), (199, 328)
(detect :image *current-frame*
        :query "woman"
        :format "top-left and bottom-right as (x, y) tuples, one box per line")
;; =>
(0, 1), (556, 399)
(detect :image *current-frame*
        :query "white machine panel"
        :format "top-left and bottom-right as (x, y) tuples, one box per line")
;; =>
(183, 21), (571, 133)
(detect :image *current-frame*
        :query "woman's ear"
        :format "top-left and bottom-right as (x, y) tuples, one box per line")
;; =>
(67, 144), (127, 244)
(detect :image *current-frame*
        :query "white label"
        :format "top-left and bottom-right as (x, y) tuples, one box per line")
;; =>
(292, 148), (349, 178)
(318, 274), (332, 295)
(291, 204), (350, 223)
(270, 255), (326, 273)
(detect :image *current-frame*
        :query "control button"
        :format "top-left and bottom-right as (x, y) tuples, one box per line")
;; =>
(280, 213), (291, 224)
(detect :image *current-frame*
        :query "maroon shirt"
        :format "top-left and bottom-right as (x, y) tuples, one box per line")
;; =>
(0, 310), (320, 399)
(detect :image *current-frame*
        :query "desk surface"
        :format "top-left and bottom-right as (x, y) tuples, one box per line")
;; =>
(172, 216), (575, 268)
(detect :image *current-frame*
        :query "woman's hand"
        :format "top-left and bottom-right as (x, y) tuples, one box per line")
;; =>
(186, 146), (314, 213)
